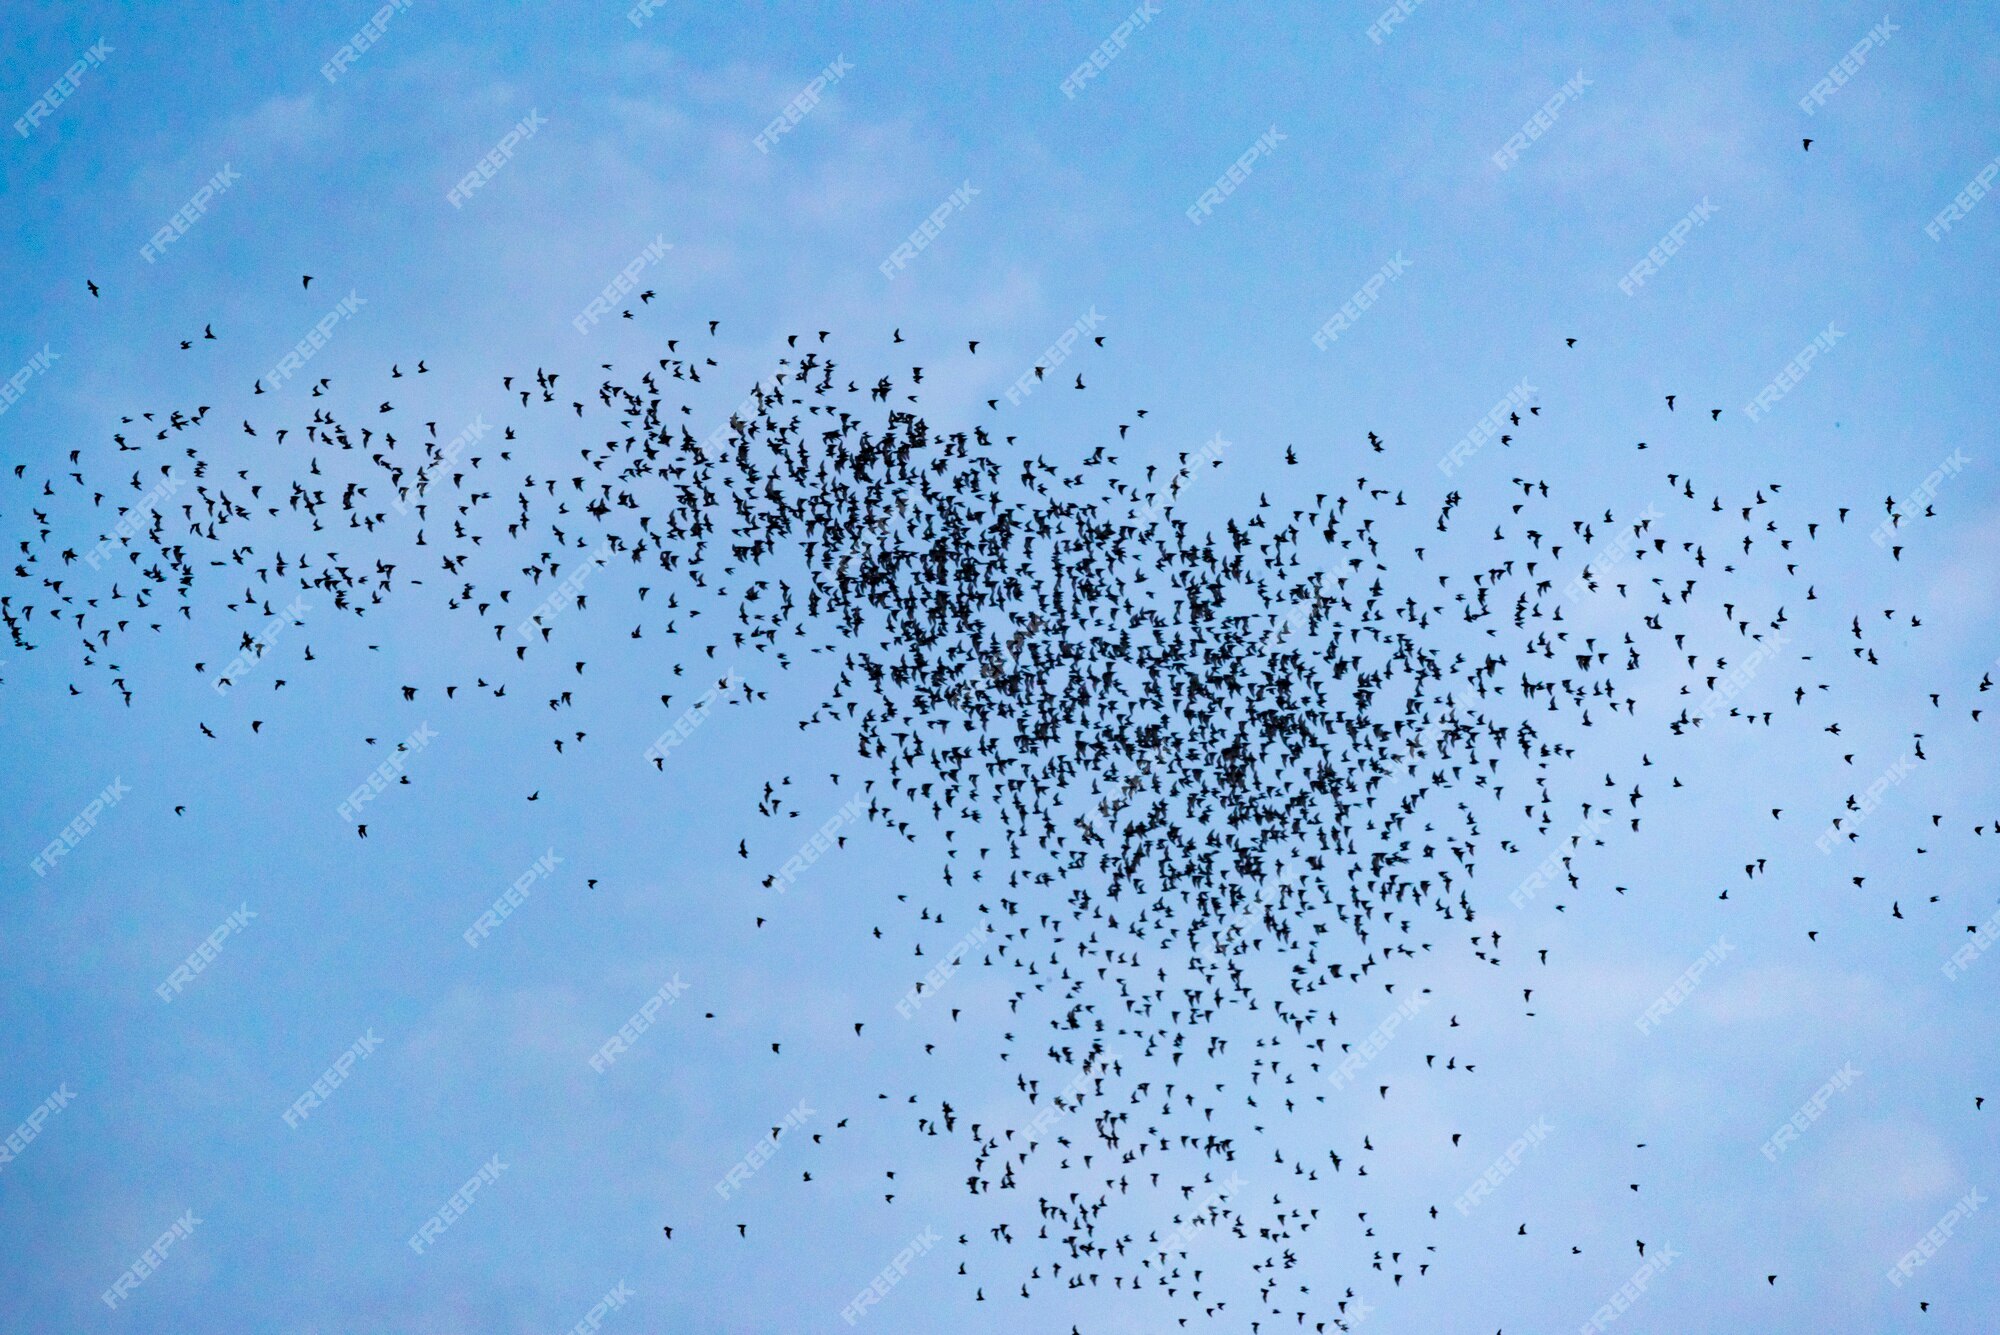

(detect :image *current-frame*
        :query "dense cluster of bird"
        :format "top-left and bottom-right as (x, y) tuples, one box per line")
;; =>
(5, 277), (1986, 1329)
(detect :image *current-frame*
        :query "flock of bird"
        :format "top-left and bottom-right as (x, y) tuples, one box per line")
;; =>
(6, 274), (1988, 1329)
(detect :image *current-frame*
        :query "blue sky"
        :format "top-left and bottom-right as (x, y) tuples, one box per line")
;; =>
(3, 2), (1998, 1331)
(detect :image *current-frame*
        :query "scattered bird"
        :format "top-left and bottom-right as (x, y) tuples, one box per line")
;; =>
(11, 283), (1975, 1335)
